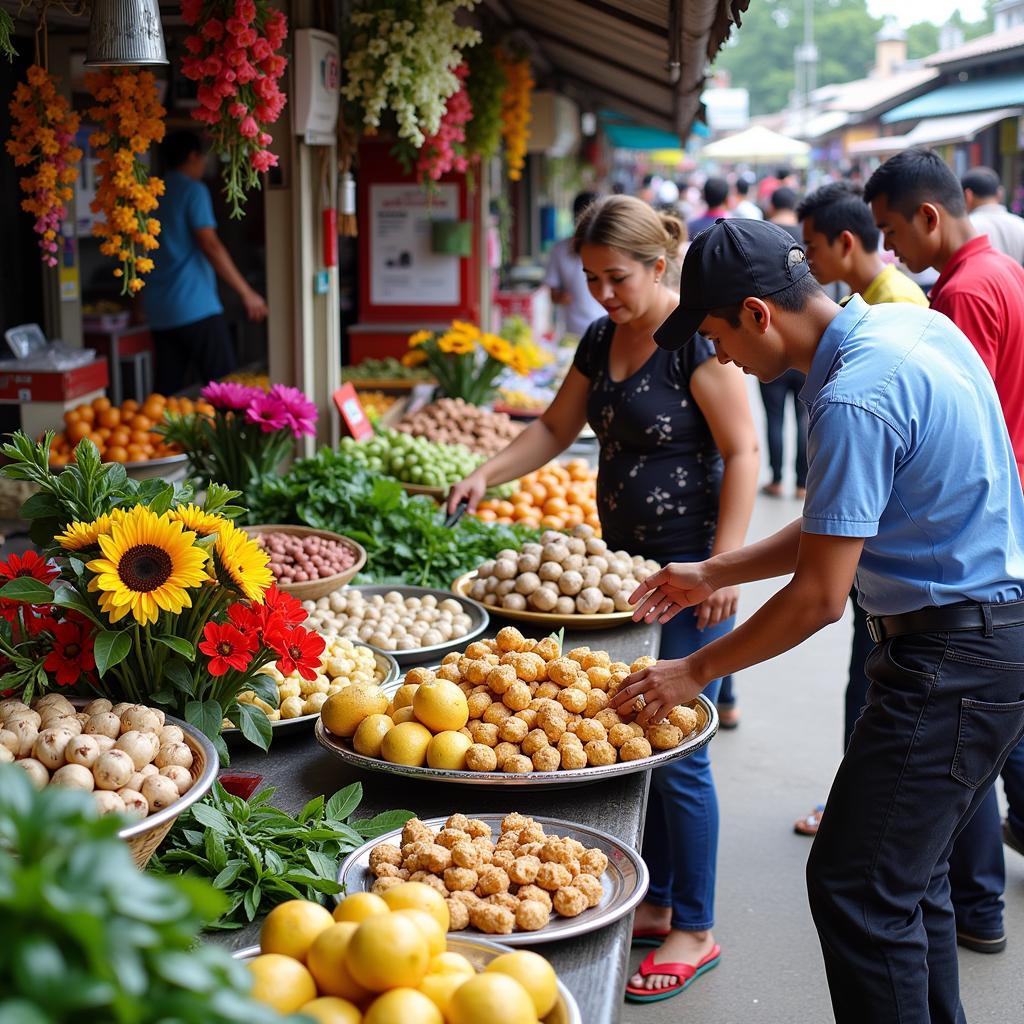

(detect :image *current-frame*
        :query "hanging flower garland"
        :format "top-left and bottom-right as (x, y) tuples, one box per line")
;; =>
(342, 0), (480, 148)
(464, 45), (507, 166)
(498, 50), (533, 183)
(86, 70), (165, 295)
(414, 62), (472, 184)
(180, 0), (289, 219)
(6, 66), (82, 268)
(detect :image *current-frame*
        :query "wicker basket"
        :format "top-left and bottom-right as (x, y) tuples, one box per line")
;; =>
(244, 524), (367, 602)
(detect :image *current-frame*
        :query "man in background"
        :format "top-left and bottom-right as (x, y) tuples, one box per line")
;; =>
(543, 191), (605, 339)
(962, 165), (1024, 264)
(145, 130), (268, 395)
(688, 177), (731, 237)
(767, 187), (803, 243)
(731, 175), (763, 219)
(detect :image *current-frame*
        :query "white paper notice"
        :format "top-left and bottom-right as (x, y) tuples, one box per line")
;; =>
(370, 184), (461, 306)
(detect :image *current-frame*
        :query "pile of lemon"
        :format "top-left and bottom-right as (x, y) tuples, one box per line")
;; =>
(248, 881), (559, 1023)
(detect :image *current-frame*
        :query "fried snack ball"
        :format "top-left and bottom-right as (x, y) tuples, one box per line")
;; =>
(561, 744), (588, 770)
(516, 841), (545, 859)
(533, 637), (561, 662)
(517, 883), (553, 911)
(668, 705), (700, 734)
(595, 708), (622, 730)
(446, 897), (470, 930)
(539, 838), (570, 865)
(572, 873), (604, 908)
(503, 754), (534, 774)
(620, 736), (654, 761)
(403, 840), (434, 870)
(476, 865), (511, 896)
(647, 722), (684, 750)
(515, 653), (545, 683)
(402, 819), (434, 846)
(444, 866), (479, 891)
(537, 710), (566, 743)
(467, 691), (493, 719)
(482, 702), (513, 726)
(580, 847), (609, 875)
(509, 855), (542, 885)
(536, 862), (573, 892)
(534, 682), (560, 701)
(405, 666), (435, 686)
(607, 723), (635, 749)
(631, 655), (657, 672)
(566, 647), (590, 664)
(496, 626), (527, 653)
(491, 849), (516, 872)
(371, 876), (404, 895)
(519, 823), (547, 845)
(451, 841), (480, 870)
(435, 827), (469, 850)
(501, 812), (531, 833)
(369, 844), (402, 872)
(585, 691), (610, 718)
(516, 708), (539, 729)
(469, 902), (515, 935)
(437, 663), (462, 683)
(575, 718), (607, 743)
(493, 741), (520, 768)
(495, 716), (527, 744)
(586, 666), (612, 691)
(488, 892), (520, 913)
(546, 658), (579, 688)
(465, 743), (498, 772)
(495, 829), (520, 850)
(462, 659), (489, 685)
(410, 873), (449, 897)
(553, 885), (589, 917)
(578, 651), (610, 671)
(445, 813), (471, 831)
(486, 664), (517, 695)
(584, 739), (617, 766)
(516, 899), (550, 932)
(556, 687), (588, 714)
(628, 722), (645, 738)
(564, 838), (586, 859)
(425, 844), (454, 872)
(472, 836), (495, 860)
(502, 682), (532, 712)
(532, 746), (561, 772)
(373, 863), (404, 880)
(465, 818), (490, 839)
(468, 721), (499, 747)
(556, 731), (582, 752)
(449, 889), (480, 907)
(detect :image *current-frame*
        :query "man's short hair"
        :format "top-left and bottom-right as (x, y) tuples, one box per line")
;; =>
(735, 176), (752, 197)
(863, 147), (966, 219)
(703, 176), (729, 208)
(573, 191), (599, 221)
(161, 130), (206, 170)
(797, 180), (879, 250)
(708, 273), (824, 327)
(770, 187), (798, 211)
(961, 166), (1001, 200)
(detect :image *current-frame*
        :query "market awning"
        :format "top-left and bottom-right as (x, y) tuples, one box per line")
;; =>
(882, 72), (1024, 124)
(601, 120), (691, 151)
(848, 107), (1022, 156)
(481, 0), (751, 139)
(700, 125), (810, 162)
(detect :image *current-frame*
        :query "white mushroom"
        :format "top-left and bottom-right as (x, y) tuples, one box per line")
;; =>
(34, 693), (75, 716)
(614, 589), (636, 612)
(32, 727), (75, 770)
(0, 729), (18, 755)
(94, 790), (128, 815)
(93, 749), (135, 790)
(115, 730), (161, 770)
(566, 537), (587, 557)
(65, 734), (102, 769)
(599, 596), (615, 614)
(8, 719), (39, 757)
(158, 725), (185, 746)
(155, 741), (193, 770)
(159, 764), (194, 795)
(141, 774), (180, 812)
(0, 746), (12, 764)
(51, 763), (95, 791)
(85, 712), (121, 739)
(16, 757), (49, 788)
(600, 573), (623, 597)
(517, 553), (541, 575)
(83, 697), (115, 717)
(541, 542), (570, 565)
(562, 554), (586, 573)
(493, 558), (518, 581)
(496, 580), (517, 598)
(580, 566), (601, 589)
(585, 536), (608, 556)
(120, 705), (163, 734)
(529, 586), (559, 612)
(555, 596), (577, 615)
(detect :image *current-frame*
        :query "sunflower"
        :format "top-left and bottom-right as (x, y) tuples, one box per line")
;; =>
(408, 329), (433, 348)
(85, 505), (209, 626)
(438, 332), (477, 356)
(211, 521), (274, 603)
(56, 513), (116, 551)
(402, 349), (428, 368)
(480, 333), (514, 365)
(168, 504), (228, 538)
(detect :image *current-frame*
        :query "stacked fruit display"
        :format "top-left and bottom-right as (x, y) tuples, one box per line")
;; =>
(48, 393), (213, 465)
(319, 627), (701, 774)
(473, 460), (598, 532)
(338, 431), (483, 491)
(247, 885), (562, 1022)
(343, 357), (433, 383)
(395, 398), (524, 457)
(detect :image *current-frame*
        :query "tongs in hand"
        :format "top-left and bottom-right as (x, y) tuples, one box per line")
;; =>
(442, 499), (468, 529)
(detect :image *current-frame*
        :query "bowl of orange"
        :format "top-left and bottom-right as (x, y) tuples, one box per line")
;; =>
(472, 459), (600, 534)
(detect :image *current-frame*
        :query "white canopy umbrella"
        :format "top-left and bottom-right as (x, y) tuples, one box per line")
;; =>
(701, 125), (810, 164)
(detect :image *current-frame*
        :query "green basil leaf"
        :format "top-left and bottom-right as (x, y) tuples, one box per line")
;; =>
(191, 803), (232, 836)
(93, 629), (132, 676)
(351, 809), (415, 839)
(306, 850), (338, 882)
(163, 659), (195, 695)
(148, 483), (176, 517)
(233, 702), (272, 751)
(298, 795), (324, 824)
(212, 860), (246, 890)
(263, 849), (285, 876)
(204, 828), (228, 871)
(325, 783), (362, 822)
(0, 577), (54, 604)
(185, 700), (223, 745)
(19, 492), (62, 519)
(154, 635), (195, 660)
(242, 884), (261, 921)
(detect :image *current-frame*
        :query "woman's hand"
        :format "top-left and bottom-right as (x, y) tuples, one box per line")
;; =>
(447, 469), (488, 514)
(695, 585), (739, 631)
(630, 561), (716, 624)
(609, 658), (703, 726)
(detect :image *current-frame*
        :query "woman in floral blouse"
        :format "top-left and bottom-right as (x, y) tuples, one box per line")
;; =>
(450, 195), (759, 1003)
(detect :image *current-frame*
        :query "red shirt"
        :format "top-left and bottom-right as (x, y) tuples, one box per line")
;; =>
(929, 235), (1024, 478)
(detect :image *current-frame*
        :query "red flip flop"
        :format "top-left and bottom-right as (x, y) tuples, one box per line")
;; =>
(625, 945), (721, 1003)
(631, 926), (670, 948)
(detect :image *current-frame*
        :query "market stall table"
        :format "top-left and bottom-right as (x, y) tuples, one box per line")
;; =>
(214, 620), (662, 1024)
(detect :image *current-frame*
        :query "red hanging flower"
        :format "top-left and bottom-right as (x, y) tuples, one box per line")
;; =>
(199, 620), (257, 675)
(271, 625), (324, 681)
(0, 550), (59, 585)
(262, 585), (306, 627)
(43, 618), (96, 686)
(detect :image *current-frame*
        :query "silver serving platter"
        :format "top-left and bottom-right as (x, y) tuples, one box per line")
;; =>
(312, 584), (490, 666)
(315, 683), (718, 788)
(233, 934), (581, 1024)
(224, 647), (399, 738)
(337, 813), (648, 948)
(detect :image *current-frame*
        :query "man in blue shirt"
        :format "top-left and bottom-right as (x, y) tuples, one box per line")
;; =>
(144, 131), (267, 394)
(614, 219), (1024, 1024)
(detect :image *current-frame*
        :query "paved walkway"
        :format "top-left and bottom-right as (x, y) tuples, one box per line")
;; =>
(622, 491), (1024, 1024)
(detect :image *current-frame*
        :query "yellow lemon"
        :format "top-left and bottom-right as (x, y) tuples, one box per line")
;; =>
(486, 951), (559, 1017)
(380, 721), (433, 766)
(259, 899), (334, 963)
(419, 971), (468, 1017)
(392, 705), (418, 724)
(322, 684), (389, 737)
(353, 713), (395, 757)
(346, 913), (431, 992)
(333, 890), (390, 924)
(426, 729), (473, 770)
(380, 881), (451, 932)
(307, 922), (372, 1003)
(448, 973), (538, 1024)
(363, 988), (443, 1024)
(394, 908), (447, 956)
(247, 953), (318, 1013)
(413, 679), (469, 732)
(390, 682), (419, 711)
(300, 996), (363, 1024)
(429, 951), (475, 977)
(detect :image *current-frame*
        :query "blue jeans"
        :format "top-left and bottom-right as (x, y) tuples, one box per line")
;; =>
(641, 561), (734, 932)
(808, 620), (1024, 1024)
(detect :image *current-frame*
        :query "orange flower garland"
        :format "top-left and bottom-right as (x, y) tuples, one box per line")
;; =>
(86, 70), (166, 294)
(498, 50), (533, 182)
(6, 66), (82, 267)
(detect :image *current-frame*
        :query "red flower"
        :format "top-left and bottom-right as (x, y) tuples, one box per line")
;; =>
(199, 621), (256, 676)
(227, 601), (286, 650)
(43, 619), (95, 686)
(271, 626), (325, 681)
(263, 585), (306, 626)
(0, 550), (59, 586)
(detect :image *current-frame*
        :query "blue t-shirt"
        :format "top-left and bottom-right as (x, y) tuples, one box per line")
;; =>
(800, 294), (1024, 616)
(143, 171), (223, 330)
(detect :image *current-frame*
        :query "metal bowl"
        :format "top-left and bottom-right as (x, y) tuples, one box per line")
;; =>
(233, 935), (581, 1024)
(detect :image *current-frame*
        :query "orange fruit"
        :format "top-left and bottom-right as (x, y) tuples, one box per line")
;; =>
(74, 403), (95, 423)
(121, 399), (139, 414)
(476, 509), (497, 522)
(126, 445), (148, 462)
(105, 446), (128, 463)
(50, 454), (68, 467)
(98, 408), (120, 428)
(363, 989), (442, 1024)
(495, 500), (515, 518)
(540, 515), (565, 529)
(67, 421), (91, 443)
(485, 951), (559, 1017)
(179, 398), (194, 413)
(333, 891), (390, 924)
(130, 413), (153, 431)
(543, 496), (567, 516)
(92, 396), (111, 412)
(109, 428), (131, 447)
(447, 974), (536, 1024)
(129, 429), (151, 445)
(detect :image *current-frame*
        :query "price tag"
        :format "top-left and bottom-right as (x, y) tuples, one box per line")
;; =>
(333, 382), (373, 440)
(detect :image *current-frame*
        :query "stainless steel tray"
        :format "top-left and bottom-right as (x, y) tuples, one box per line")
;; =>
(333, 584), (490, 666)
(233, 934), (581, 1024)
(315, 684), (718, 788)
(337, 812), (648, 948)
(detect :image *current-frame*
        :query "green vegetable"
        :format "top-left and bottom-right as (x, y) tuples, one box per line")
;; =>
(339, 429), (483, 489)
(0, 765), (295, 1023)
(246, 450), (539, 588)
(342, 357), (432, 382)
(149, 780), (413, 930)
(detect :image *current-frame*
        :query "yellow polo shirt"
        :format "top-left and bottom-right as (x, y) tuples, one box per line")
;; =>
(861, 264), (929, 306)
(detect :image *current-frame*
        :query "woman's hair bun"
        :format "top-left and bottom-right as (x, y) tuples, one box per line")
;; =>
(660, 213), (687, 249)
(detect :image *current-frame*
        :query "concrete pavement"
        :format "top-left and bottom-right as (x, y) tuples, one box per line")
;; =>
(622, 491), (1024, 1024)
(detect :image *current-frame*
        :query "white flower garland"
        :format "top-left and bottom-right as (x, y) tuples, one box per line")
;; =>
(343, 0), (481, 148)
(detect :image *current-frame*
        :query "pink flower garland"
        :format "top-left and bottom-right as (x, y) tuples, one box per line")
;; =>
(416, 63), (472, 184)
(179, 0), (287, 218)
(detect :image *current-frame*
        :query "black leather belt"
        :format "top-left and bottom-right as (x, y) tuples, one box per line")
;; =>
(866, 599), (1024, 644)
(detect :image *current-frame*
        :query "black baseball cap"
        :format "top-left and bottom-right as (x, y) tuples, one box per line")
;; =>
(654, 218), (811, 350)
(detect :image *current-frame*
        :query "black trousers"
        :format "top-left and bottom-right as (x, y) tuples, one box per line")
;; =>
(759, 370), (808, 487)
(809, 615), (1024, 1024)
(152, 313), (237, 396)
